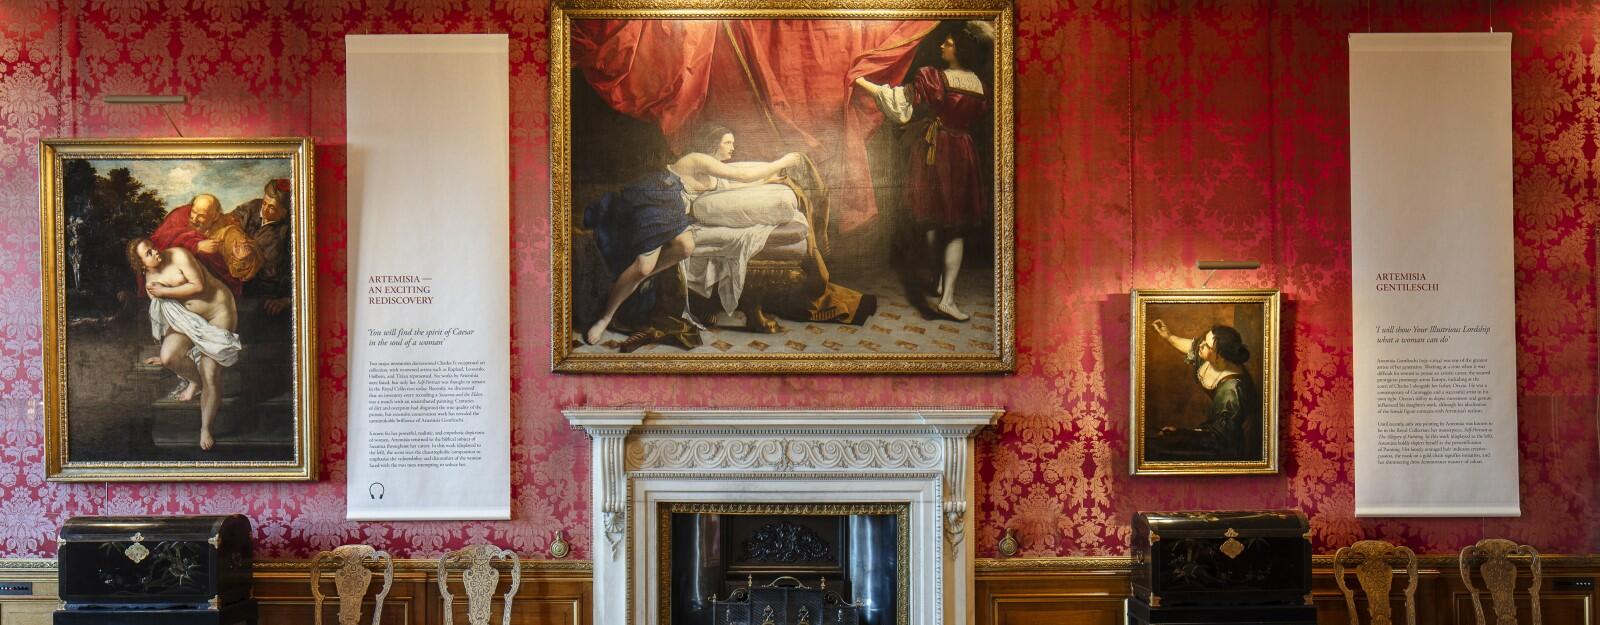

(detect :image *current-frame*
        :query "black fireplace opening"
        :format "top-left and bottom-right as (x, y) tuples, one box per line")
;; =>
(665, 504), (903, 625)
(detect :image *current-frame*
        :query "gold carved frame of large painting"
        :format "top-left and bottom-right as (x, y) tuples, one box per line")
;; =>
(41, 137), (318, 481)
(551, 0), (1015, 373)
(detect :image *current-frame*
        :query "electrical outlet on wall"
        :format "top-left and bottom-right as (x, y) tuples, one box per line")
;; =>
(0, 582), (32, 596)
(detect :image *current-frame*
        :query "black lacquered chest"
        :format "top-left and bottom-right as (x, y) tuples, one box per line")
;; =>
(1131, 510), (1312, 609)
(56, 514), (254, 622)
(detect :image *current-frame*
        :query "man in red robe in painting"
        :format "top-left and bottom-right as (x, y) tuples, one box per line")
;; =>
(149, 193), (260, 296)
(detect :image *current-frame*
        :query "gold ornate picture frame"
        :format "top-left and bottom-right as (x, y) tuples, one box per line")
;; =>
(550, 0), (1015, 373)
(1130, 289), (1281, 476)
(40, 137), (318, 481)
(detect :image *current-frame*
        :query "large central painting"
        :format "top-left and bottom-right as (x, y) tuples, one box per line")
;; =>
(551, 0), (1014, 373)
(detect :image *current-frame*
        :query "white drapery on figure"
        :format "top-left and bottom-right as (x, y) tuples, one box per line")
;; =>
(684, 222), (783, 314)
(682, 183), (806, 315)
(868, 68), (984, 123)
(149, 298), (242, 367)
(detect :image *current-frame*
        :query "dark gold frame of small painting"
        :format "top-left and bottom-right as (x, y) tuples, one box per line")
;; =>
(1130, 289), (1280, 476)
(40, 137), (318, 481)
(550, 0), (1015, 373)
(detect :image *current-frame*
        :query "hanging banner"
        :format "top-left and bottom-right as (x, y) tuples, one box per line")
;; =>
(346, 34), (510, 520)
(1350, 33), (1519, 517)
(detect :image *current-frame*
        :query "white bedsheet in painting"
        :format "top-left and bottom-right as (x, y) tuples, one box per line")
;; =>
(149, 297), (242, 367)
(684, 183), (806, 315)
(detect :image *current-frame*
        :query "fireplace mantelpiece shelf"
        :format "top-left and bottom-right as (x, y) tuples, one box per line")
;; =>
(565, 408), (1002, 625)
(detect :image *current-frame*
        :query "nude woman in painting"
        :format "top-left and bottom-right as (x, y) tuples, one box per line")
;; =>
(582, 125), (804, 345)
(128, 238), (241, 450)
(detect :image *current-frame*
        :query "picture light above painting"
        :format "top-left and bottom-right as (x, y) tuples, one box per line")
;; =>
(549, 0), (1017, 374)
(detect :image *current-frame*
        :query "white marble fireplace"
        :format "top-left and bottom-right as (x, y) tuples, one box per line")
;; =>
(565, 408), (1001, 625)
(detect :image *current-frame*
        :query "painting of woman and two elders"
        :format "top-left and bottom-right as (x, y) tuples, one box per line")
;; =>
(553, 7), (1015, 372)
(42, 139), (316, 481)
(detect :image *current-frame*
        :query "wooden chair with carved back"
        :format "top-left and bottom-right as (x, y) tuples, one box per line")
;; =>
(438, 543), (522, 625)
(1460, 538), (1542, 625)
(310, 544), (395, 625)
(1333, 539), (1419, 625)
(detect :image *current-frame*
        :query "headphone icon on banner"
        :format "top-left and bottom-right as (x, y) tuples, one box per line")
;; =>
(368, 482), (385, 500)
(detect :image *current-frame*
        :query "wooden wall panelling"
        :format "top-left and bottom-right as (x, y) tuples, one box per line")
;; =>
(0, 561), (56, 625)
(253, 562), (430, 625)
(435, 570), (591, 625)
(1443, 590), (1595, 625)
(975, 558), (1131, 625)
(973, 556), (1600, 625)
(1311, 565), (1440, 625)
(3, 557), (1594, 624)
(0, 560), (590, 625)
(1438, 569), (1598, 625)
(1433, 557), (1599, 625)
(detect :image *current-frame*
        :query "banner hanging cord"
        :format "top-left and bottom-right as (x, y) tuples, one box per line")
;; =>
(160, 105), (184, 137)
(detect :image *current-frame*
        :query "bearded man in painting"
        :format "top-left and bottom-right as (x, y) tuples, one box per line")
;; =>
(232, 179), (295, 316)
(149, 193), (261, 295)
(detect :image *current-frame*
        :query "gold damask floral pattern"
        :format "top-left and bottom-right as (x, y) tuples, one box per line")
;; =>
(0, 0), (1598, 561)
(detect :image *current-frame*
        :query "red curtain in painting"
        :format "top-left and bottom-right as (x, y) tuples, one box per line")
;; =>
(570, 19), (938, 231)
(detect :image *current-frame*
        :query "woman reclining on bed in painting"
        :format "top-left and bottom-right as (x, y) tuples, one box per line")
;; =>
(582, 125), (872, 350)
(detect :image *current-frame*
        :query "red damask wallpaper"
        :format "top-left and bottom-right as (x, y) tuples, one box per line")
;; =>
(0, 0), (1595, 560)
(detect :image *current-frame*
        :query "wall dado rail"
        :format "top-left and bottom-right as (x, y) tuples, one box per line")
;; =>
(0, 555), (1595, 624)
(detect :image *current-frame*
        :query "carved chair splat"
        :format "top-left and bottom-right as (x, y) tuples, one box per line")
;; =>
(1460, 538), (1543, 625)
(1333, 540), (1419, 625)
(438, 544), (522, 625)
(310, 544), (395, 625)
